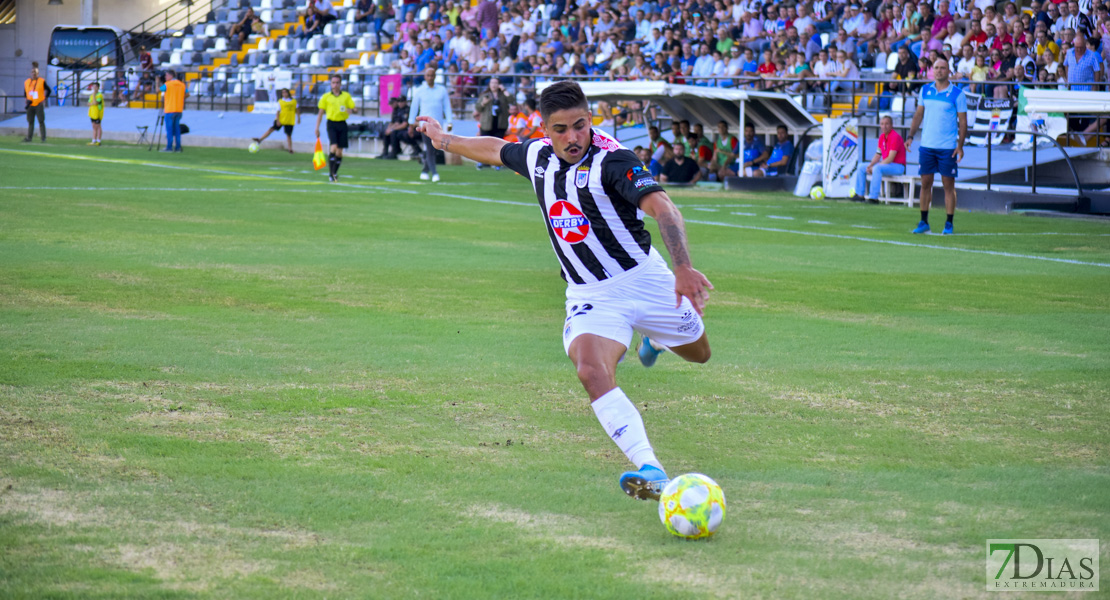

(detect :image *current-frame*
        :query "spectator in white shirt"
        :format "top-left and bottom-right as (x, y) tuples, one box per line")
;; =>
(945, 20), (964, 49)
(956, 44), (977, 75)
(692, 44), (715, 84)
(644, 28), (666, 54)
(794, 4), (816, 34)
(635, 11), (653, 40)
(596, 31), (618, 63)
(518, 32), (538, 59)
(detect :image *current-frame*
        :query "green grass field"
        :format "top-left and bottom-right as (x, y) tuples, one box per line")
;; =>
(1, 138), (1107, 599)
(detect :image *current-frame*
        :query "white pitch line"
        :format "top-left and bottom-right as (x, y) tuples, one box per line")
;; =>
(851, 224), (878, 229)
(693, 207), (719, 212)
(808, 220), (832, 224)
(731, 211), (757, 216)
(6, 148), (1108, 268)
(767, 215), (795, 220)
(686, 219), (1110, 268)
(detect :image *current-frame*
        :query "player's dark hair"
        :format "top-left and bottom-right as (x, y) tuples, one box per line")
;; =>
(538, 80), (588, 121)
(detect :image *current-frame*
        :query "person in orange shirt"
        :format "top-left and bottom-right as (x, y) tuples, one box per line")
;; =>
(23, 62), (50, 143)
(503, 103), (526, 143)
(161, 69), (188, 152)
(522, 98), (545, 139)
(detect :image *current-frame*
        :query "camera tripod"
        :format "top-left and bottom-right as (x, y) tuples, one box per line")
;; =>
(147, 113), (164, 151)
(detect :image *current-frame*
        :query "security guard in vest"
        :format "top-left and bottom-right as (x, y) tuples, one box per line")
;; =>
(23, 62), (50, 142)
(314, 74), (358, 182)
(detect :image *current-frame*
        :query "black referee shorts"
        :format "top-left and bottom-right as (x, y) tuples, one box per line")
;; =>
(326, 119), (349, 149)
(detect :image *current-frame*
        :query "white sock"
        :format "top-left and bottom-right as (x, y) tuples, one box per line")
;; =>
(591, 387), (663, 471)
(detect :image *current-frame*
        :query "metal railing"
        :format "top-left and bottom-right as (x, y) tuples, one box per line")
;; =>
(65, 0), (219, 73)
(792, 121), (1088, 199)
(59, 69), (1104, 117)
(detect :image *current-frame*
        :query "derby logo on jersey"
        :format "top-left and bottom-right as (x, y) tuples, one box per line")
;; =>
(575, 165), (590, 188)
(548, 201), (590, 244)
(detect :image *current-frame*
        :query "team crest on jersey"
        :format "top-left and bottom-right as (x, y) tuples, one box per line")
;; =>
(548, 200), (590, 244)
(575, 165), (590, 188)
(534, 166), (545, 176)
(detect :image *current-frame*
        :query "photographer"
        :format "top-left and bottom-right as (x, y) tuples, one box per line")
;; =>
(23, 62), (50, 143)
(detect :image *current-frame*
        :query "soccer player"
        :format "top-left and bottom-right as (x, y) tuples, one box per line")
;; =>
(408, 67), (452, 183)
(254, 88), (299, 154)
(88, 81), (105, 146)
(314, 75), (357, 182)
(905, 58), (967, 235)
(415, 81), (713, 501)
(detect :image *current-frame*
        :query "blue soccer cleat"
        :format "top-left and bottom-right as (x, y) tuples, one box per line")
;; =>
(912, 221), (931, 234)
(942, 222), (954, 235)
(619, 464), (669, 501)
(637, 336), (664, 367)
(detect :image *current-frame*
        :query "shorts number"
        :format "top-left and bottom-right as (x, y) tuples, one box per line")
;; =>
(567, 303), (593, 319)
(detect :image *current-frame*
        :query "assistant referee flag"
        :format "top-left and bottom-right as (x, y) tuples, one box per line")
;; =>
(312, 137), (326, 170)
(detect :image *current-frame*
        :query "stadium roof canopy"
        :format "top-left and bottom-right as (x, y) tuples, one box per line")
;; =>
(539, 80), (819, 136)
(1023, 90), (1110, 114)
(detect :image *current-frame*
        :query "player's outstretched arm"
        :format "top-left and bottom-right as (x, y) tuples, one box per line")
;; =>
(416, 116), (508, 166)
(639, 191), (714, 316)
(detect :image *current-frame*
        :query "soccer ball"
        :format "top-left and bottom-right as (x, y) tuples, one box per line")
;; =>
(248, 142), (260, 153)
(658, 473), (726, 540)
(809, 186), (825, 201)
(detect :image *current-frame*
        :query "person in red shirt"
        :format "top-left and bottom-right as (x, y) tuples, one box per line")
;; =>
(963, 21), (987, 49)
(852, 115), (907, 201)
(757, 49), (776, 89)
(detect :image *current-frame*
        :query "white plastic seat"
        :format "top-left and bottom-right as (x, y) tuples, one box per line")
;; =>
(257, 38), (271, 52)
(169, 51), (183, 65)
(360, 51), (373, 66)
(323, 23), (335, 36)
(306, 37), (320, 51)
(260, 0), (273, 8)
(181, 38), (195, 51)
(214, 37), (228, 52)
(344, 22), (356, 36)
(886, 52), (899, 71)
(309, 51), (323, 66)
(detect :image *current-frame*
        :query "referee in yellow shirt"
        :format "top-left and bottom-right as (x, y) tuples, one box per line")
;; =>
(314, 74), (357, 182)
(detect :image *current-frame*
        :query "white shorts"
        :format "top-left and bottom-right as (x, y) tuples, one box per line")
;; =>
(561, 250), (705, 354)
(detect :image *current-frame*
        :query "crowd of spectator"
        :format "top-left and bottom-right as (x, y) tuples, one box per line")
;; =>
(338, 0), (1107, 108)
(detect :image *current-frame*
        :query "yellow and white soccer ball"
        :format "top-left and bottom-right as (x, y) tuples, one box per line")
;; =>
(809, 186), (825, 201)
(658, 473), (726, 540)
(248, 142), (260, 153)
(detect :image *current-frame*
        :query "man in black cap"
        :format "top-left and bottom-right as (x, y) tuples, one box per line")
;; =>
(378, 96), (420, 159)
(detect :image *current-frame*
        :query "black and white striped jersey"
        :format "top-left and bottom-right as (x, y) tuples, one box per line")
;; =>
(499, 130), (666, 286)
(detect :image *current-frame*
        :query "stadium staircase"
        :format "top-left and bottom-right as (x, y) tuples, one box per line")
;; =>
(126, 0), (400, 110)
